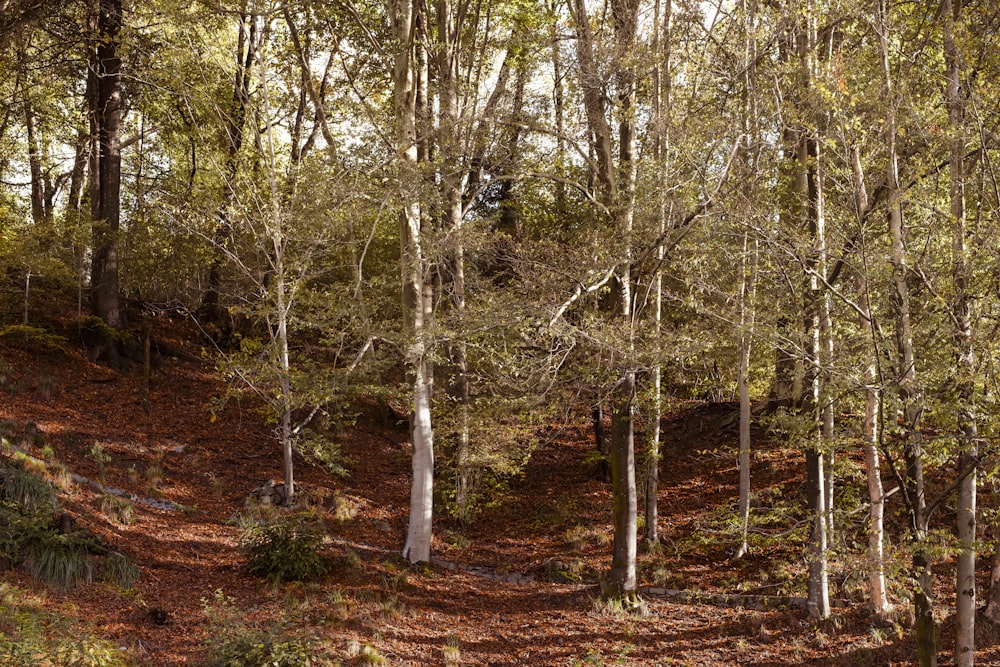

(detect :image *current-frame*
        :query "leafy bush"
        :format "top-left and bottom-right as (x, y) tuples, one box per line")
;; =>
(99, 494), (135, 526)
(202, 590), (333, 667)
(21, 527), (94, 590)
(239, 510), (328, 583)
(0, 582), (129, 666)
(0, 462), (57, 512)
(0, 325), (68, 352)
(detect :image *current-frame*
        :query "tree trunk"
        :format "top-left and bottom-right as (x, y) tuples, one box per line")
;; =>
(202, 8), (258, 323)
(569, 0), (641, 598)
(256, 42), (298, 506)
(645, 0), (672, 546)
(435, 0), (472, 524)
(849, 146), (890, 618)
(736, 233), (758, 560)
(393, 0), (435, 565)
(879, 1), (934, 661)
(943, 2), (976, 664)
(609, 372), (638, 600)
(89, 0), (124, 339)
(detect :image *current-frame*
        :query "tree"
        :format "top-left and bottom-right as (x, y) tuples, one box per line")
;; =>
(390, 0), (435, 565)
(88, 0), (125, 350)
(943, 1), (977, 663)
(877, 0), (934, 661)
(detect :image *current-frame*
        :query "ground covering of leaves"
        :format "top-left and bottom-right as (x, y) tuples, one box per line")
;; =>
(2, 311), (1000, 665)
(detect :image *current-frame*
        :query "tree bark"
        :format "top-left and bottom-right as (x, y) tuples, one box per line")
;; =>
(202, 7), (258, 323)
(879, 1), (934, 661)
(609, 372), (638, 600)
(849, 146), (890, 618)
(569, 0), (641, 599)
(393, 0), (435, 565)
(943, 1), (977, 663)
(435, 0), (472, 524)
(89, 0), (124, 349)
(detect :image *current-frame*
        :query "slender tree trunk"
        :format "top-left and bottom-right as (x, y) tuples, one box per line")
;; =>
(879, 2), (934, 662)
(257, 43), (297, 506)
(202, 7), (257, 323)
(610, 372), (638, 600)
(645, 0), (672, 547)
(736, 233), (758, 560)
(435, 0), (472, 523)
(569, 0), (640, 599)
(849, 146), (890, 618)
(22, 79), (47, 225)
(796, 0), (830, 618)
(943, 1), (977, 663)
(393, 0), (435, 564)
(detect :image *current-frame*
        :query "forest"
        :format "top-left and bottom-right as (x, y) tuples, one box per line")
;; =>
(2, 0), (1000, 664)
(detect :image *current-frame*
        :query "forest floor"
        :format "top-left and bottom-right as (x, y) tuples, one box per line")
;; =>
(2, 308), (1000, 666)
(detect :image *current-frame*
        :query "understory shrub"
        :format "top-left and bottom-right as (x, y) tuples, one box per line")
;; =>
(0, 456), (137, 591)
(202, 590), (335, 667)
(0, 582), (129, 666)
(239, 510), (328, 583)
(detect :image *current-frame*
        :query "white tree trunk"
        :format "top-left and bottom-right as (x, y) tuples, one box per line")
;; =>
(393, 0), (435, 564)
(944, 1), (977, 662)
(849, 147), (890, 618)
(736, 234), (757, 560)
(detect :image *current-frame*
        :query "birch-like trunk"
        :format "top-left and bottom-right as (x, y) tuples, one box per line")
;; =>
(849, 146), (890, 618)
(879, 2), (934, 662)
(736, 233), (757, 560)
(943, 1), (977, 663)
(393, 0), (435, 564)
(645, 0), (672, 547)
(258, 42), (295, 505)
(797, 0), (829, 619)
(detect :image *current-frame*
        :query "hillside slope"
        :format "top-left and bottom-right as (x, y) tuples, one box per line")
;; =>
(0, 314), (992, 665)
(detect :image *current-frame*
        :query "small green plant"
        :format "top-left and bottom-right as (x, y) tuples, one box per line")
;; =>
(88, 442), (111, 482)
(570, 646), (604, 666)
(325, 589), (355, 622)
(0, 582), (129, 666)
(377, 594), (407, 620)
(332, 493), (358, 523)
(443, 632), (461, 666)
(21, 528), (94, 590)
(206, 472), (225, 499)
(202, 590), (331, 667)
(99, 494), (135, 526)
(98, 551), (140, 589)
(239, 510), (328, 583)
(352, 643), (385, 665)
(0, 462), (57, 512)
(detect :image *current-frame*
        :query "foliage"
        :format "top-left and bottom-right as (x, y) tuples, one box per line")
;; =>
(97, 551), (140, 589)
(98, 494), (135, 526)
(238, 510), (328, 584)
(0, 326), (68, 352)
(0, 583), (129, 667)
(0, 456), (135, 592)
(201, 590), (335, 667)
(0, 461), (57, 512)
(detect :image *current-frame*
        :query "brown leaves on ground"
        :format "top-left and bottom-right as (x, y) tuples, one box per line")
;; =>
(1, 316), (997, 666)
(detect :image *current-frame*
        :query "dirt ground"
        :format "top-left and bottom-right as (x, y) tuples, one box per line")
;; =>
(2, 312), (999, 666)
